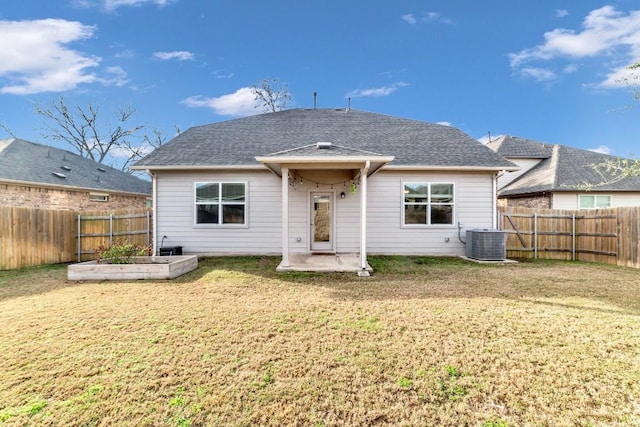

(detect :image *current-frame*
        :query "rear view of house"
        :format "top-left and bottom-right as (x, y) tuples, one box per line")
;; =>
(133, 109), (517, 271)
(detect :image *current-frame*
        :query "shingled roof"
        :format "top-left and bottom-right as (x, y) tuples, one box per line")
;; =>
(486, 135), (553, 159)
(133, 109), (516, 170)
(0, 138), (151, 195)
(496, 139), (640, 195)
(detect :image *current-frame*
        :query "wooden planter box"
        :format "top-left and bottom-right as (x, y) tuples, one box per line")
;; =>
(67, 255), (198, 281)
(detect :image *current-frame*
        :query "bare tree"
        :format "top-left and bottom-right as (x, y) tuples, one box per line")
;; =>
(251, 78), (293, 113)
(34, 97), (152, 170)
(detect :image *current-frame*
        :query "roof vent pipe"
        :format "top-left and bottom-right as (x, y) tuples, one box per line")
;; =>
(313, 92), (317, 110)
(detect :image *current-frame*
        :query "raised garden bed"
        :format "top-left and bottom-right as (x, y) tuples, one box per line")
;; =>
(67, 255), (198, 281)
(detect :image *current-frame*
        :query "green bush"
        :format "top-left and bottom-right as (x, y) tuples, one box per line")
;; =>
(96, 239), (151, 264)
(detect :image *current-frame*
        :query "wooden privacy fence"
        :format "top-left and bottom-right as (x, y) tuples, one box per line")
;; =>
(0, 206), (152, 270)
(499, 206), (640, 268)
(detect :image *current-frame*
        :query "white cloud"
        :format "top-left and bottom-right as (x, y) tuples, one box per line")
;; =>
(563, 64), (579, 74)
(509, 6), (640, 86)
(519, 67), (558, 81)
(98, 66), (128, 86)
(153, 51), (194, 61)
(104, 0), (173, 11)
(556, 9), (569, 18)
(0, 19), (101, 95)
(346, 82), (409, 98)
(402, 14), (417, 25)
(478, 134), (505, 144)
(436, 121), (452, 127)
(589, 145), (612, 154)
(402, 12), (452, 25)
(181, 87), (259, 116)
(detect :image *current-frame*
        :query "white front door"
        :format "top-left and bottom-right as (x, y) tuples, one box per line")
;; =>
(311, 192), (333, 252)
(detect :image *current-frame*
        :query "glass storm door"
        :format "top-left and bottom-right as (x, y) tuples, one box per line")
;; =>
(311, 193), (333, 252)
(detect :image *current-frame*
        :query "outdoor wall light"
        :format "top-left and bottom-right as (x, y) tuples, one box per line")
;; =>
(340, 192), (346, 199)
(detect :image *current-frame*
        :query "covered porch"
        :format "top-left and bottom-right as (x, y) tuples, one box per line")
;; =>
(256, 142), (393, 275)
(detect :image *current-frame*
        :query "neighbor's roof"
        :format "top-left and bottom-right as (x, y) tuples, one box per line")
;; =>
(0, 138), (151, 195)
(497, 141), (640, 196)
(133, 108), (517, 170)
(486, 135), (553, 159)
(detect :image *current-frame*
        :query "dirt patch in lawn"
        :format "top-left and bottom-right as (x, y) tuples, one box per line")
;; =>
(0, 257), (639, 426)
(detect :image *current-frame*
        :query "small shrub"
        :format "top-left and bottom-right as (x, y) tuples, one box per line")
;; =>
(96, 239), (151, 264)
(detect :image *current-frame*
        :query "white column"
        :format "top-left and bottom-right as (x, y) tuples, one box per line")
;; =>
(360, 161), (370, 270)
(281, 167), (290, 267)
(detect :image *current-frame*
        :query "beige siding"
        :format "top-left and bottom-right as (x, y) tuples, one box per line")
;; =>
(367, 171), (495, 255)
(553, 192), (640, 210)
(497, 158), (542, 189)
(156, 169), (497, 256)
(156, 170), (282, 254)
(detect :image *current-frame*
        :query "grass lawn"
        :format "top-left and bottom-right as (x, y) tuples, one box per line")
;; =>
(0, 256), (639, 426)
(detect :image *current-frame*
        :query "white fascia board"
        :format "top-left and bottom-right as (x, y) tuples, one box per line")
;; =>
(383, 165), (521, 172)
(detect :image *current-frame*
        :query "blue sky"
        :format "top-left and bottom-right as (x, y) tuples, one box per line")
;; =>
(1, 0), (640, 168)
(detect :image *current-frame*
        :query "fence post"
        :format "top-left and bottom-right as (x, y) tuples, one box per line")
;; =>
(534, 212), (538, 259)
(77, 214), (81, 262)
(109, 214), (113, 247)
(572, 213), (576, 261)
(146, 210), (150, 248)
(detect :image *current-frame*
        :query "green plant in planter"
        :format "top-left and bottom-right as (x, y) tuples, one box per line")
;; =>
(96, 239), (151, 264)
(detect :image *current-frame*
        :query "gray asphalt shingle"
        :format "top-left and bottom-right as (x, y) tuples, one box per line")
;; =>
(134, 109), (515, 169)
(0, 138), (151, 195)
(495, 138), (640, 195)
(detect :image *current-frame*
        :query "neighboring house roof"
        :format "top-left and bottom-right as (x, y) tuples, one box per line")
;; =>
(492, 137), (640, 196)
(486, 135), (553, 159)
(133, 108), (517, 171)
(0, 138), (152, 195)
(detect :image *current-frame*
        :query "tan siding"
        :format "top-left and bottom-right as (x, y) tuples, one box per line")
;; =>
(553, 192), (640, 210)
(155, 170), (281, 254)
(367, 171), (495, 255)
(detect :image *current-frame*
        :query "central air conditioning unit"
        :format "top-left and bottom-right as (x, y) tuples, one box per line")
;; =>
(465, 229), (506, 261)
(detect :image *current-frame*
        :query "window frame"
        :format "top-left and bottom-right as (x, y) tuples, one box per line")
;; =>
(194, 181), (248, 227)
(89, 192), (109, 202)
(401, 181), (455, 227)
(578, 194), (612, 210)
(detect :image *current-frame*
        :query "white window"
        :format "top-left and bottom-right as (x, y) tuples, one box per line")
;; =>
(195, 182), (246, 225)
(89, 192), (109, 202)
(579, 194), (611, 210)
(403, 182), (454, 225)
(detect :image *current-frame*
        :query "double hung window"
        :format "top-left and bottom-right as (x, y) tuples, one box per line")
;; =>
(403, 182), (454, 225)
(578, 194), (611, 210)
(195, 182), (246, 225)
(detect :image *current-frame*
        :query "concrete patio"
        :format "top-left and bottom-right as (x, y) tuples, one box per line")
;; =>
(276, 253), (373, 275)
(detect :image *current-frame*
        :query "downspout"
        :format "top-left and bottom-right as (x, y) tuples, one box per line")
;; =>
(493, 170), (506, 229)
(360, 160), (370, 271)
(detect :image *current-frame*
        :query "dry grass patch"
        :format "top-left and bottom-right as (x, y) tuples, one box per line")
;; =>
(0, 257), (639, 426)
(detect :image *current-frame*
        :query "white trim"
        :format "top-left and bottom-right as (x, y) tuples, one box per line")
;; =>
(130, 164), (265, 171)
(360, 160), (370, 270)
(401, 181), (456, 227)
(385, 165), (520, 172)
(281, 167), (290, 267)
(152, 171), (158, 255)
(309, 191), (335, 252)
(256, 156), (394, 163)
(193, 181), (248, 227)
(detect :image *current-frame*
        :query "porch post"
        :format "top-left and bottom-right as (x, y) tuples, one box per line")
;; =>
(360, 161), (370, 270)
(281, 167), (290, 267)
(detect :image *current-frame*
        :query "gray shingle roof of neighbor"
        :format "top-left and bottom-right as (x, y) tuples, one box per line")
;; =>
(498, 140), (640, 196)
(133, 108), (517, 170)
(0, 138), (152, 195)
(486, 135), (554, 159)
